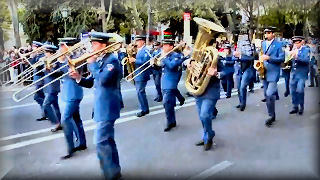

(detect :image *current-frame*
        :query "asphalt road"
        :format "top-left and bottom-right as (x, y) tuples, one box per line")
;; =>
(0, 72), (319, 179)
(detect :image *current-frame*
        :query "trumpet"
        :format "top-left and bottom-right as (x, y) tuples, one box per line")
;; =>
(124, 42), (185, 82)
(282, 47), (296, 69)
(121, 43), (137, 84)
(12, 41), (122, 102)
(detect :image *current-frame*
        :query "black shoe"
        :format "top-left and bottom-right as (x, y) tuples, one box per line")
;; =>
(154, 97), (163, 102)
(261, 85), (264, 88)
(179, 98), (185, 106)
(308, 85), (314, 87)
(249, 89), (254, 93)
(236, 105), (241, 108)
(164, 123), (176, 132)
(195, 140), (204, 146)
(61, 153), (73, 160)
(298, 109), (303, 115)
(226, 95), (231, 98)
(289, 109), (298, 114)
(284, 92), (289, 97)
(240, 105), (245, 111)
(186, 92), (193, 97)
(51, 125), (63, 132)
(213, 108), (218, 117)
(36, 117), (48, 121)
(204, 139), (213, 151)
(136, 111), (149, 117)
(74, 145), (87, 151)
(261, 98), (266, 102)
(265, 117), (275, 127)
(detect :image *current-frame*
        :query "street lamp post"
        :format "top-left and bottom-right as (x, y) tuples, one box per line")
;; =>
(61, 8), (69, 37)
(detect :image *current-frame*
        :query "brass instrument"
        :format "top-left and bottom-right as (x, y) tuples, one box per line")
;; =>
(124, 42), (185, 82)
(282, 47), (296, 70)
(12, 41), (122, 102)
(254, 50), (265, 79)
(121, 43), (137, 84)
(185, 17), (226, 96)
(0, 46), (46, 81)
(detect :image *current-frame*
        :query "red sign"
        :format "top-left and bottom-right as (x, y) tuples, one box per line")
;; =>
(184, 12), (191, 21)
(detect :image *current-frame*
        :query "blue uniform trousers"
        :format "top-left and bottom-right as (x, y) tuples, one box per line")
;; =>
(263, 80), (280, 100)
(290, 77), (306, 110)
(309, 65), (319, 86)
(34, 88), (45, 117)
(221, 74), (234, 97)
(237, 68), (254, 107)
(62, 100), (86, 154)
(173, 89), (184, 103)
(195, 97), (217, 144)
(263, 81), (278, 117)
(162, 89), (176, 126)
(95, 119), (121, 179)
(43, 92), (61, 124)
(135, 81), (149, 112)
(152, 69), (162, 99)
(282, 70), (291, 94)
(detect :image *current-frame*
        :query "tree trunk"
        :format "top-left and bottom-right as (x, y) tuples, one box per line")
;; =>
(106, 0), (113, 25)
(101, 0), (107, 32)
(0, 27), (4, 60)
(7, 0), (21, 48)
(224, 0), (235, 32)
(131, 0), (143, 31)
(248, 0), (254, 42)
(207, 8), (223, 27)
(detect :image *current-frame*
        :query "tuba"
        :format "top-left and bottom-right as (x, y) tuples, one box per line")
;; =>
(121, 43), (137, 84)
(185, 17), (226, 96)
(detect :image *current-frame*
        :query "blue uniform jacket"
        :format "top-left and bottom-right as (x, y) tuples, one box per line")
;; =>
(152, 49), (162, 71)
(29, 53), (45, 88)
(134, 46), (151, 82)
(219, 55), (235, 75)
(196, 60), (224, 100)
(161, 52), (185, 90)
(78, 53), (122, 122)
(43, 61), (62, 94)
(262, 39), (285, 82)
(59, 59), (84, 102)
(291, 46), (310, 80)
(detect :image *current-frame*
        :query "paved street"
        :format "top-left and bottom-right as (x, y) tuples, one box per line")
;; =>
(0, 72), (319, 179)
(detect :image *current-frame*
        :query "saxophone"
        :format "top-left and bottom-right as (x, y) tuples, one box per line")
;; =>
(254, 50), (265, 79)
(121, 43), (137, 84)
(185, 17), (226, 96)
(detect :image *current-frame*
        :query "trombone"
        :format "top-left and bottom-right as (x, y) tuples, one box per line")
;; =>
(0, 46), (45, 77)
(4, 40), (89, 87)
(12, 41), (122, 102)
(124, 42), (186, 82)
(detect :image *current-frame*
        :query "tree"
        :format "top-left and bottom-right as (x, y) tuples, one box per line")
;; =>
(7, 0), (21, 48)
(0, 0), (11, 59)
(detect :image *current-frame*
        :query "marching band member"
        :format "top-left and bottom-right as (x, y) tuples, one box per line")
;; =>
(219, 43), (235, 98)
(42, 44), (63, 132)
(151, 41), (163, 102)
(308, 40), (319, 87)
(188, 41), (225, 151)
(156, 39), (186, 132)
(234, 39), (255, 111)
(282, 42), (293, 97)
(289, 36), (310, 115)
(260, 27), (285, 127)
(29, 41), (47, 121)
(69, 32), (122, 179)
(57, 38), (87, 159)
(129, 35), (151, 117)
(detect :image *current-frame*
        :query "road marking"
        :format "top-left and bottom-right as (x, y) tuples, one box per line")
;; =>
(0, 101), (197, 152)
(0, 80), (285, 151)
(0, 82), (184, 110)
(0, 80), (271, 142)
(189, 161), (233, 180)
